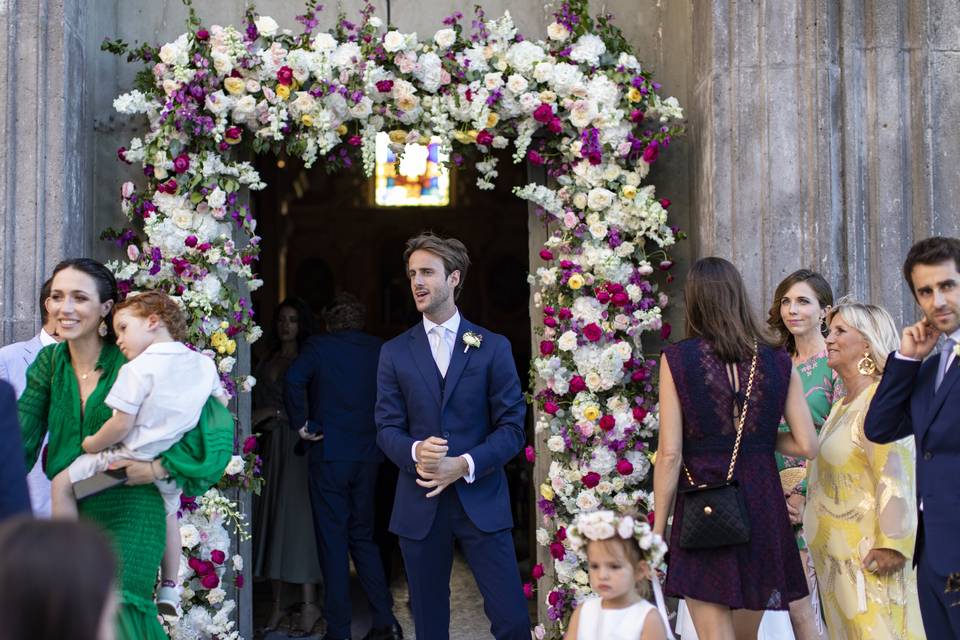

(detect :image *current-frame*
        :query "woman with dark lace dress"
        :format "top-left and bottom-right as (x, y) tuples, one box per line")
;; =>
(653, 258), (819, 640)
(252, 298), (323, 634)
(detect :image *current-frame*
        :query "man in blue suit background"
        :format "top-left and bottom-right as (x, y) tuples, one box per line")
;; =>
(376, 233), (529, 640)
(285, 293), (401, 640)
(0, 278), (57, 517)
(865, 236), (960, 638)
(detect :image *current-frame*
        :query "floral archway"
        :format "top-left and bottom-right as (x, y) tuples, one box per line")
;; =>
(104, 0), (683, 637)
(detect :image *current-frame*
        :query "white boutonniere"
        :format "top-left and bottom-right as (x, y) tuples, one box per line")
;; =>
(462, 331), (483, 353)
(953, 341), (960, 360)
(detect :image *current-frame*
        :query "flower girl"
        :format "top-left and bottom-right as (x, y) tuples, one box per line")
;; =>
(564, 510), (674, 640)
(49, 290), (227, 617)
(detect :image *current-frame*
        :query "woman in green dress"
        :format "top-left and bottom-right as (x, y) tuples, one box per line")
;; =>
(767, 269), (840, 640)
(18, 258), (233, 639)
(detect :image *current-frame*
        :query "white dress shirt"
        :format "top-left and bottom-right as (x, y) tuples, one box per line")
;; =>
(895, 327), (960, 368)
(411, 310), (476, 483)
(39, 328), (57, 347)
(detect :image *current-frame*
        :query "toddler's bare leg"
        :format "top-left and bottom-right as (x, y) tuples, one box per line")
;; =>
(50, 469), (79, 519)
(161, 511), (181, 583)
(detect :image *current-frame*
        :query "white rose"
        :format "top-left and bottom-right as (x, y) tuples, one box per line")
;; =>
(434, 28), (456, 49)
(547, 435), (566, 453)
(558, 331), (579, 352)
(533, 62), (554, 84)
(312, 33), (337, 51)
(617, 515), (635, 539)
(368, 16), (383, 28)
(240, 375), (256, 393)
(505, 74), (528, 94)
(172, 211), (195, 229)
(224, 455), (245, 475)
(536, 528), (551, 546)
(504, 40), (546, 73)
(254, 16), (279, 37)
(232, 554), (244, 571)
(547, 22), (570, 42)
(615, 341), (633, 359)
(484, 72), (504, 90)
(206, 588), (226, 605)
(231, 95), (257, 122)
(588, 222), (607, 240)
(568, 99), (598, 129)
(587, 187), (615, 211)
(585, 372), (602, 391)
(572, 192), (588, 210)
(574, 569), (589, 584)
(569, 34), (606, 66)
(383, 31), (406, 53)
(207, 187), (226, 210)
(218, 356), (236, 374)
(180, 524), (200, 549)
(576, 491), (600, 510)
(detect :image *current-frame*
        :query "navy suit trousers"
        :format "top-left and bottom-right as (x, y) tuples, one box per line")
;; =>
(917, 521), (960, 639)
(308, 458), (397, 639)
(398, 488), (529, 640)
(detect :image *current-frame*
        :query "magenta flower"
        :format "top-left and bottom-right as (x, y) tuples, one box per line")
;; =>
(184, 235), (198, 248)
(532, 563), (545, 580)
(173, 153), (190, 173)
(611, 292), (629, 307)
(523, 582), (534, 599)
(548, 590), (562, 606)
(196, 28), (210, 41)
(616, 459), (634, 476)
(543, 316), (557, 328)
(582, 323), (602, 342)
(539, 340), (555, 355)
(235, 574), (245, 588)
(242, 435), (258, 454)
(569, 376), (586, 393)
(524, 445), (535, 463)
(539, 248), (553, 261)
(476, 129), (494, 146)
(599, 415), (616, 431)
(225, 126), (242, 144)
(659, 198), (672, 209)
(642, 140), (660, 163)
(210, 549), (226, 565)
(376, 79), (394, 93)
(549, 541), (566, 560)
(632, 406), (648, 422)
(548, 117), (563, 134)
(527, 150), (544, 165)
(276, 66), (294, 86)
(660, 322), (672, 340)
(201, 573), (220, 589)
(543, 401), (559, 415)
(581, 471), (601, 488)
(533, 103), (554, 123)
(543, 305), (556, 316)
(595, 290), (610, 304)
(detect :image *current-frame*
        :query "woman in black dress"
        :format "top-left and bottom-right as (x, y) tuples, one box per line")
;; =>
(653, 258), (819, 640)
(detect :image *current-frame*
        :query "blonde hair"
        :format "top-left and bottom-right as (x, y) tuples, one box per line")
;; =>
(827, 299), (899, 374)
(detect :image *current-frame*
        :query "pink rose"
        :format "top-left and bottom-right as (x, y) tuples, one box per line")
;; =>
(599, 415), (616, 431)
(582, 323), (602, 342)
(543, 306), (556, 316)
(276, 66), (294, 86)
(543, 401), (559, 415)
(533, 103), (554, 123)
(616, 459), (634, 476)
(539, 249), (553, 261)
(548, 590), (561, 605)
(549, 541), (566, 560)
(126, 245), (140, 261)
(200, 573), (220, 589)
(642, 140), (659, 163)
(543, 316), (557, 328)
(539, 340), (555, 355)
(581, 472), (601, 488)
(569, 376), (586, 393)
(531, 563), (545, 580)
(632, 406), (648, 422)
(210, 549), (226, 565)
(173, 153), (190, 174)
(196, 28), (210, 41)
(476, 130), (494, 146)
(611, 292), (629, 307)
(188, 556), (204, 573)
(595, 290), (610, 304)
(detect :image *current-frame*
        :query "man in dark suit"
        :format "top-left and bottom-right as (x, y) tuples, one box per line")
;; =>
(376, 233), (529, 640)
(0, 379), (30, 521)
(865, 236), (960, 638)
(285, 293), (401, 640)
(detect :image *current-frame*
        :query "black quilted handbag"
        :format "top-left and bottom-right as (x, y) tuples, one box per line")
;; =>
(677, 345), (757, 550)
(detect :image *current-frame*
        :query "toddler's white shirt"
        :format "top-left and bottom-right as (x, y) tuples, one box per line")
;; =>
(106, 342), (225, 458)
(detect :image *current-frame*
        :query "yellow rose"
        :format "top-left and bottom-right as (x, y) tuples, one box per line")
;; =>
(466, 129), (479, 142)
(220, 321), (230, 329)
(486, 112), (500, 128)
(301, 114), (314, 127)
(626, 87), (642, 103)
(217, 345), (226, 354)
(649, 451), (657, 465)
(452, 130), (473, 144)
(567, 273), (584, 290)
(275, 84), (291, 100)
(583, 405), (600, 422)
(226, 339), (237, 355)
(540, 483), (555, 501)
(388, 129), (408, 144)
(621, 185), (638, 200)
(336, 124), (348, 136)
(224, 77), (246, 96)
(418, 135), (431, 145)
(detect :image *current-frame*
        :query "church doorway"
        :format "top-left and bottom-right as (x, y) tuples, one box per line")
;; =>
(249, 150), (537, 635)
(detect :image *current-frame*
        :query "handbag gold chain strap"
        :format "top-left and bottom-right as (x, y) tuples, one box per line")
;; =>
(683, 342), (759, 486)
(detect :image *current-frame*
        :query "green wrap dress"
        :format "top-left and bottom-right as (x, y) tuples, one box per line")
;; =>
(19, 341), (234, 639)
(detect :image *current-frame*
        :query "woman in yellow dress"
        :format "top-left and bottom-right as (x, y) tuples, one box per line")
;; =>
(803, 300), (924, 639)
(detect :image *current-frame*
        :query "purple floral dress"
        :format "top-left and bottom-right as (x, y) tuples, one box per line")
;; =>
(663, 338), (807, 610)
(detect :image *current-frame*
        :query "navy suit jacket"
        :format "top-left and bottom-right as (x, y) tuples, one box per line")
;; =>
(0, 379), (30, 521)
(284, 330), (384, 462)
(375, 318), (526, 540)
(864, 350), (960, 574)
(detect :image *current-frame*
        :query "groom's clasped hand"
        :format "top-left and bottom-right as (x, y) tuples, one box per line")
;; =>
(414, 435), (468, 498)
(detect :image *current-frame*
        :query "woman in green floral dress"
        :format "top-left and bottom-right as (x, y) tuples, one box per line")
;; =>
(767, 269), (840, 640)
(18, 259), (233, 639)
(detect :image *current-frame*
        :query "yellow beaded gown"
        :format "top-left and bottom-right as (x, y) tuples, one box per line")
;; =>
(804, 382), (924, 639)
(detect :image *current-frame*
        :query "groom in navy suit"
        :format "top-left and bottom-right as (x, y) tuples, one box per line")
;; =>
(865, 236), (960, 638)
(376, 233), (529, 640)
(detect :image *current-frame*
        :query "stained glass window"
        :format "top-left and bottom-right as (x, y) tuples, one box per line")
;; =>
(374, 132), (451, 207)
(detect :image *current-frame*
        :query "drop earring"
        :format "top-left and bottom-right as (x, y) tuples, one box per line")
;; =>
(98, 318), (108, 337)
(857, 350), (877, 376)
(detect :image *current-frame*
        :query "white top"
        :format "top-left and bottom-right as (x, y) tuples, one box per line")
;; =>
(106, 342), (225, 457)
(577, 596), (656, 640)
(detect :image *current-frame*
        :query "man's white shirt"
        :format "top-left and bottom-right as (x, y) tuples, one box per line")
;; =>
(894, 327), (960, 368)
(411, 309), (476, 483)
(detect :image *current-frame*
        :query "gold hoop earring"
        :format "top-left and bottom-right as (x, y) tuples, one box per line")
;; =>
(98, 319), (108, 338)
(857, 351), (877, 376)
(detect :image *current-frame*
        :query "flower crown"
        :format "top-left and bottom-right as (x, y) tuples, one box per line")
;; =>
(566, 510), (667, 566)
